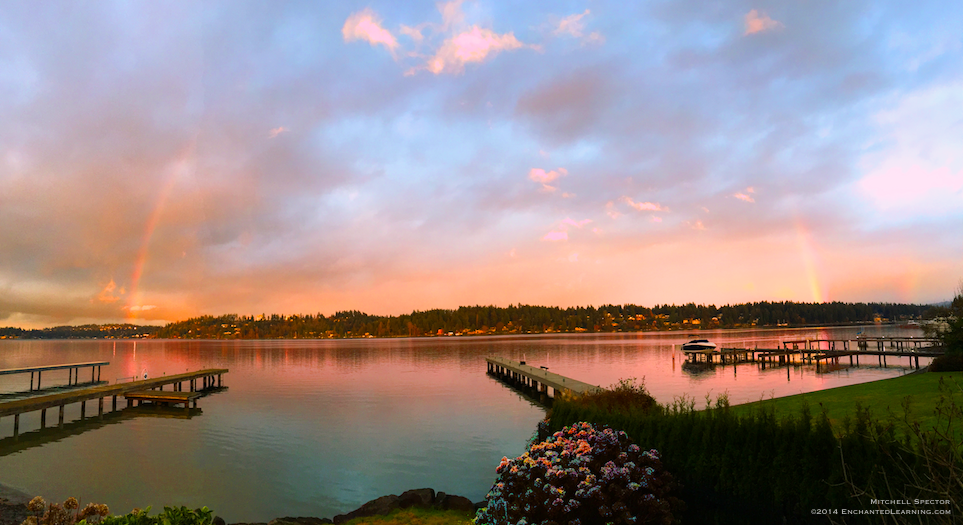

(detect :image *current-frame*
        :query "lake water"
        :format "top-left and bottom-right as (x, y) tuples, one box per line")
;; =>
(0, 326), (927, 522)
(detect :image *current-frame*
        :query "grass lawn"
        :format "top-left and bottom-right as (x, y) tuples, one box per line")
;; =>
(343, 508), (475, 525)
(728, 371), (963, 437)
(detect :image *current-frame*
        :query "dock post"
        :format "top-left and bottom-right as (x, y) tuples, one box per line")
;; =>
(91, 366), (95, 383)
(99, 397), (104, 418)
(190, 379), (195, 392)
(58, 405), (64, 427)
(30, 371), (34, 390)
(81, 400), (86, 419)
(126, 398), (131, 408)
(98, 366), (102, 382)
(38, 371), (42, 389)
(218, 374), (222, 387)
(13, 414), (18, 439)
(112, 395), (117, 411)
(41, 408), (46, 428)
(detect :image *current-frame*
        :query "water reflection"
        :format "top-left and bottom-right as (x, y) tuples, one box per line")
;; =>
(0, 326), (925, 523)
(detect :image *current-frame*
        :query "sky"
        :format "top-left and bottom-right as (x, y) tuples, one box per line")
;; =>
(1, 1), (962, 329)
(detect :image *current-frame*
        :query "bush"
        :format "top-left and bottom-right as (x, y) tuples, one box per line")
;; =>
(475, 422), (678, 525)
(22, 497), (109, 525)
(930, 353), (963, 372)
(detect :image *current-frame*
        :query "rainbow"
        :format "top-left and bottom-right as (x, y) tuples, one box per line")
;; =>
(794, 218), (824, 303)
(126, 140), (197, 319)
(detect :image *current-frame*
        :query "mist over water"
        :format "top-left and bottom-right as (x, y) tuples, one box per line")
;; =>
(0, 326), (924, 521)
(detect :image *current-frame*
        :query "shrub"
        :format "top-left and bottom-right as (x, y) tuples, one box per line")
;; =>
(475, 422), (678, 525)
(929, 353), (963, 372)
(22, 497), (109, 525)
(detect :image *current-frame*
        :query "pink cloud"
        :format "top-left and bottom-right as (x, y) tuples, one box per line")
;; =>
(744, 10), (783, 35)
(399, 25), (425, 42)
(619, 196), (665, 212)
(605, 201), (621, 219)
(343, 9), (399, 56)
(268, 126), (288, 138)
(734, 187), (755, 202)
(651, 216), (663, 223)
(426, 26), (524, 75)
(529, 167), (567, 192)
(692, 220), (706, 230)
(561, 217), (591, 228)
(542, 230), (568, 241)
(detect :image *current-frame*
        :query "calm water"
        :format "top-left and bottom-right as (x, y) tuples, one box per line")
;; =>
(0, 326), (926, 522)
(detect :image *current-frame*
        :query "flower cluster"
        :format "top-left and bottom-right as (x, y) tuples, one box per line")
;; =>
(21, 497), (109, 525)
(476, 422), (676, 525)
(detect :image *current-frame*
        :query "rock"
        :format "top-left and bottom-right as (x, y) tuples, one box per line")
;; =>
(268, 517), (332, 525)
(213, 517), (226, 525)
(432, 491), (446, 508)
(398, 488), (435, 509)
(439, 495), (475, 513)
(0, 500), (30, 525)
(333, 495), (400, 524)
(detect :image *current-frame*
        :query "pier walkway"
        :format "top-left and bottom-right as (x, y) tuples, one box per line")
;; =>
(0, 361), (109, 391)
(683, 337), (943, 370)
(0, 368), (227, 438)
(486, 357), (604, 398)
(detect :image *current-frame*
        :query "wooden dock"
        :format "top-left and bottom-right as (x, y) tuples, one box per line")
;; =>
(0, 368), (227, 439)
(0, 361), (109, 390)
(683, 338), (944, 370)
(123, 390), (202, 410)
(486, 357), (604, 398)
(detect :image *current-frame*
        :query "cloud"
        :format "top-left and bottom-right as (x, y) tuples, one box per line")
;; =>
(555, 10), (590, 38)
(734, 187), (755, 202)
(95, 279), (122, 303)
(529, 167), (567, 191)
(343, 1), (532, 76)
(124, 304), (156, 312)
(692, 220), (706, 230)
(425, 27), (525, 75)
(542, 230), (568, 241)
(343, 8), (399, 56)
(744, 9), (783, 35)
(619, 196), (665, 212)
(268, 127), (288, 138)
(561, 217), (591, 228)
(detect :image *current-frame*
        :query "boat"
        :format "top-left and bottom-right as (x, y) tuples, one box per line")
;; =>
(681, 339), (717, 351)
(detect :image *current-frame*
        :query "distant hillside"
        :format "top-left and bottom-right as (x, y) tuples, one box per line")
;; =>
(151, 301), (930, 339)
(0, 324), (161, 339)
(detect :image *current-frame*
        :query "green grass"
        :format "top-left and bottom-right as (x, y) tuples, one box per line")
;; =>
(343, 508), (475, 525)
(729, 372), (963, 436)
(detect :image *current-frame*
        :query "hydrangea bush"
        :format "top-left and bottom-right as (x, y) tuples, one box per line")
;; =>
(476, 422), (677, 525)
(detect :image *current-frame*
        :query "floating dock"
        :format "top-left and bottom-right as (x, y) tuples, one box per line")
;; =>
(486, 356), (604, 398)
(0, 368), (228, 439)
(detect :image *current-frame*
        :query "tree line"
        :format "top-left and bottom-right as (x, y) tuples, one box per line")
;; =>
(0, 324), (161, 339)
(149, 301), (931, 339)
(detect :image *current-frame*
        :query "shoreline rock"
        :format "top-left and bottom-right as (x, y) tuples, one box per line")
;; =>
(246, 489), (482, 525)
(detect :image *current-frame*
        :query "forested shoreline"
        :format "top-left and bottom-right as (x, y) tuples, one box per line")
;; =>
(0, 301), (936, 340)
(154, 301), (930, 339)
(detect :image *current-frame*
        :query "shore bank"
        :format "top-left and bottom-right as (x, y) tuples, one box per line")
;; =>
(0, 487), (481, 525)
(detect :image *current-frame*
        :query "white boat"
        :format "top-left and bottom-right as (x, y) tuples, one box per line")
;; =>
(681, 339), (717, 351)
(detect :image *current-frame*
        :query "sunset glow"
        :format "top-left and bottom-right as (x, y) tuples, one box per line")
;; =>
(0, 2), (960, 329)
